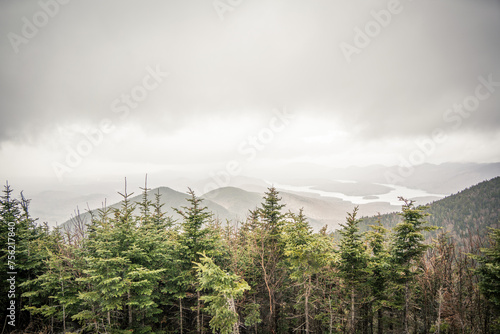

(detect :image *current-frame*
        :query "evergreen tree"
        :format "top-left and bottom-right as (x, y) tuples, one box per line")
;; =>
(476, 227), (500, 330)
(195, 253), (250, 334)
(0, 182), (21, 319)
(75, 185), (165, 332)
(22, 229), (82, 333)
(174, 188), (225, 333)
(252, 187), (287, 333)
(366, 220), (390, 334)
(390, 198), (436, 334)
(283, 209), (333, 333)
(337, 206), (369, 334)
(1, 183), (47, 327)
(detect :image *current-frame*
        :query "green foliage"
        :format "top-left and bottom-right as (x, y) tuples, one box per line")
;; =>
(391, 198), (436, 277)
(242, 302), (262, 327)
(1, 182), (49, 326)
(337, 207), (370, 332)
(366, 221), (390, 305)
(72, 185), (169, 332)
(5, 180), (500, 333)
(476, 228), (500, 312)
(360, 177), (500, 242)
(338, 207), (369, 285)
(195, 253), (250, 334)
(283, 209), (334, 332)
(174, 188), (223, 280)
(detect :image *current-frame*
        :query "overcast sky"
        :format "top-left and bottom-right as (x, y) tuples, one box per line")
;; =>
(1, 0), (499, 191)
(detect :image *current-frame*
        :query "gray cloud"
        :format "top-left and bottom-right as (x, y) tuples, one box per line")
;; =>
(0, 0), (499, 154)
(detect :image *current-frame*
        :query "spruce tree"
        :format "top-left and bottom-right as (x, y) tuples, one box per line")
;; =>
(75, 185), (165, 332)
(283, 209), (333, 333)
(22, 231), (81, 333)
(390, 198), (435, 334)
(476, 227), (500, 330)
(337, 206), (369, 334)
(195, 253), (250, 334)
(253, 187), (287, 333)
(174, 188), (223, 333)
(0, 183), (46, 328)
(0, 182), (21, 318)
(366, 220), (389, 334)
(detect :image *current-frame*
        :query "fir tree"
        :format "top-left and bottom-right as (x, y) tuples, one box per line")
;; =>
(390, 198), (436, 334)
(195, 253), (250, 334)
(366, 220), (389, 334)
(476, 227), (500, 330)
(337, 206), (369, 334)
(283, 209), (333, 333)
(253, 187), (287, 333)
(75, 184), (165, 332)
(174, 188), (224, 333)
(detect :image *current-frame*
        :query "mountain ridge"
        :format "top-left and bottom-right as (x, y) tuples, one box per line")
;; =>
(358, 176), (500, 240)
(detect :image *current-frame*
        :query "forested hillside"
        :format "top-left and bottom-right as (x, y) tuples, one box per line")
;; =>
(359, 177), (500, 240)
(1, 181), (499, 333)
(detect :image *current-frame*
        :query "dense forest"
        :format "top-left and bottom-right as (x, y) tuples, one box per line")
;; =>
(1, 179), (499, 334)
(359, 177), (500, 240)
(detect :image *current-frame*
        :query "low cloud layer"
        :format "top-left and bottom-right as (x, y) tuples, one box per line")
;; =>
(1, 0), (499, 183)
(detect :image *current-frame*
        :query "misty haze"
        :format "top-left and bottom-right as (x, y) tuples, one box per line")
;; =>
(1, 1), (499, 333)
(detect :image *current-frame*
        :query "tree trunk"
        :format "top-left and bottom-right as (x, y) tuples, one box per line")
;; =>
(62, 280), (66, 333)
(228, 296), (239, 334)
(484, 303), (490, 334)
(389, 310), (393, 332)
(363, 303), (369, 334)
(305, 276), (311, 333)
(405, 281), (409, 334)
(197, 291), (201, 334)
(128, 290), (132, 326)
(329, 296), (333, 334)
(351, 288), (356, 334)
(273, 295), (278, 334)
(436, 287), (443, 334)
(179, 298), (183, 334)
(377, 308), (383, 334)
(63, 304), (66, 333)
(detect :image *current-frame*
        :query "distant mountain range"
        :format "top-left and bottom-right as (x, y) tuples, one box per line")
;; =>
(61, 185), (399, 232)
(30, 162), (499, 229)
(61, 176), (500, 237)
